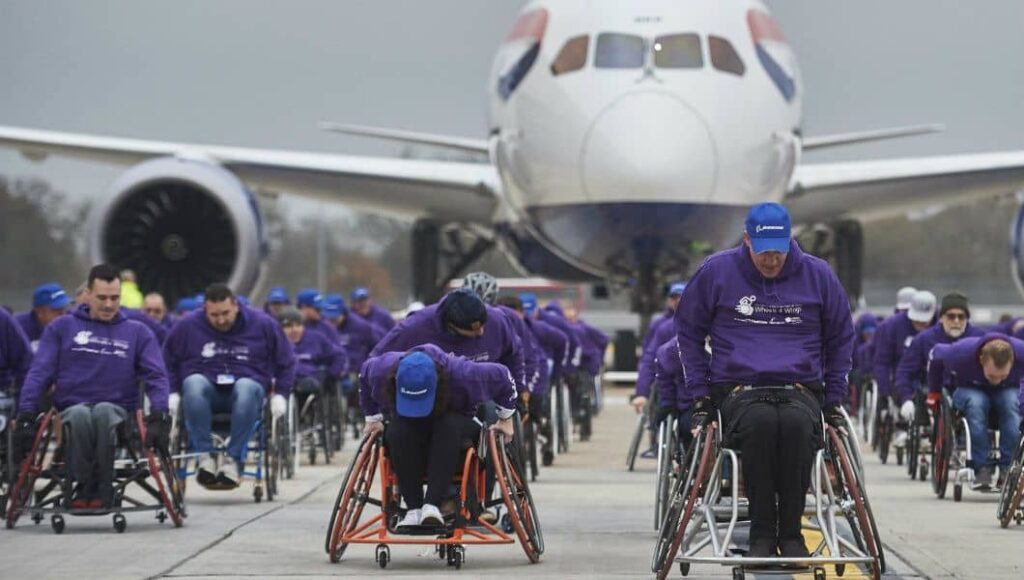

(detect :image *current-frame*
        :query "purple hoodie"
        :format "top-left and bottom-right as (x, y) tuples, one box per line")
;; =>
(15, 311), (48, 352)
(0, 308), (32, 394)
(19, 305), (169, 413)
(122, 307), (168, 344)
(501, 305), (542, 393)
(292, 327), (348, 380)
(336, 312), (386, 371)
(305, 318), (342, 347)
(355, 303), (396, 331)
(525, 317), (567, 397)
(163, 306), (296, 396)
(871, 312), (922, 397)
(926, 335), (1024, 415)
(675, 240), (855, 407)
(360, 343), (517, 418)
(637, 316), (677, 398)
(537, 308), (578, 371)
(894, 321), (985, 404)
(655, 337), (693, 411)
(370, 293), (526, 392)
(573, 319), (609, 377)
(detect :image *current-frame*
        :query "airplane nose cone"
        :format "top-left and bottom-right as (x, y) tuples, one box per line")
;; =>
(581, 92), (717, 203)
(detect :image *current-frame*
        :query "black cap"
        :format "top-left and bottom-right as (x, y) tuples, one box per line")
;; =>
(940, 292), (970, 318)
(442, 288), (488, 331)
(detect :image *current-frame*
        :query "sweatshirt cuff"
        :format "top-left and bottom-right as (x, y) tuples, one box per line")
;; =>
(495, 406), (515, 420)
(365, 413), (384, 423)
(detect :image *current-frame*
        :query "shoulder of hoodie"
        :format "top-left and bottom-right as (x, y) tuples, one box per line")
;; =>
(53, 309), (155, 341)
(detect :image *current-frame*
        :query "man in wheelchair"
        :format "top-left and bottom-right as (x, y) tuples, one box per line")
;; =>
(654, 337), (694, 448)
(163, 283), (295, 487)
(360, 343), (517, 529)
(14, 265), (170, 510)
(676, 203), (854, 559)
(926, 334), (1024, 489)
(278, 306), (348, 402)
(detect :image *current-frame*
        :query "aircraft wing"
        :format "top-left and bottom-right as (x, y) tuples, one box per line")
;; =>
(788, 151), (1024, 223)
(0, 125), (501, 224)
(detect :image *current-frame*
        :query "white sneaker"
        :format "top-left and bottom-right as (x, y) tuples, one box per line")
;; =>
(420, 503), (443, 526)
(397, 508), (421, 528)
(197, 454), (218, 485)
(893, 430), (908, 449)
(218, 460), (241, 487)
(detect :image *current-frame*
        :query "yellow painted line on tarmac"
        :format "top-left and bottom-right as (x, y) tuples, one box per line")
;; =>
(801, 516), (868, 579)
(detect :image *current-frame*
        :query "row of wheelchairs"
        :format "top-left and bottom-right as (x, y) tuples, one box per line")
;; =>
(857, 378), (1024, 527)
(0, 378), (358, 533)
(649, 407), (886, 580)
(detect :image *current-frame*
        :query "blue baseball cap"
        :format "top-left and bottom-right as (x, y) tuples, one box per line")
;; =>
(176, 297), (199, 313)
(519, 292), (538, 315)
(668, 282), (687, 297)
(745, 202), (791, 254)
(351, 287), (370, 301)
(266, 287), (289, 304)
(296, 288), (322, 308)
(395, 352), (437, 418)
(321, 293), (346, 318)
(32, 283), (70, 309)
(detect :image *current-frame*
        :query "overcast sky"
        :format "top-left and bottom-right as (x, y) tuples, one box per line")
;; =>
(1, 0), (1023, 212)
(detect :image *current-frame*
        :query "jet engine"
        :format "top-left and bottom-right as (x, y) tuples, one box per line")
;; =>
(88, 157), (266, 304)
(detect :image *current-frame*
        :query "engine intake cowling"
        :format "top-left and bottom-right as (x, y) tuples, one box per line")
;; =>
(89, 157), (265, 305)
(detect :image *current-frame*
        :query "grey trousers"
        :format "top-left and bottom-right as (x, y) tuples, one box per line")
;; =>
(60, 402), (127, 503)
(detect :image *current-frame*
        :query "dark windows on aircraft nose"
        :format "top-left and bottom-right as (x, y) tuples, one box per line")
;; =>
(595, 33), (645, 69)
(551, 35), (590, 76)
(709, 36), (745, 76)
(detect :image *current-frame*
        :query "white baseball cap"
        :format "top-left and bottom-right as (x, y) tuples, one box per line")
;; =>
(896, 286), (917, 311)
(907, 290), (936, 323)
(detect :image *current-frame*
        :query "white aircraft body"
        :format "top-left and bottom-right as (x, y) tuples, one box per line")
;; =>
(3, 0), (1024, 309)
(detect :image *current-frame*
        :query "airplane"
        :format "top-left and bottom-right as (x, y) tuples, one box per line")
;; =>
(3, 0), (1024, 322)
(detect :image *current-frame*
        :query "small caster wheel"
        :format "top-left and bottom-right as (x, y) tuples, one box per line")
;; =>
(32, 512), (43, 525)
(500, 514), (513, 533)
(437, 543), (446, 560)
(254, 485), (263, 503)
(679, 562), (690, 576)
(452, 546), (465, 570)
(157, 511), (167, 524)
(920, 465), (928, 481)
(896, 447), (904, 466)
(954, 484), (963, 502)
(836, 563), (846, 576)
(732, 567), (745, 580)
(375, 544), (390, 569)
(814, 566), (827, 580)
(113, 514), (127, 533)
(51, 515), (65, 534)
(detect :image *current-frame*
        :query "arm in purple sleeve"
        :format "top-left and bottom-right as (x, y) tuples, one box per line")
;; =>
(655, 353), (677, 410)
(871, 323), (895, 394)
(162, 326), (183, 394)
(636, 340), (658, 397)
(1, 312), (32, 390)
(18, 323), (61, 413)
(359, 353), (401, 418)
(926, 346), (947, 395)
(328, 338), (349, 377)
(500, 317), (527, 393)
(821, 271), (855, 407)
(136, 325), (170, 413)
(676, 262), (714, 400)
(894, 338), (925, 405)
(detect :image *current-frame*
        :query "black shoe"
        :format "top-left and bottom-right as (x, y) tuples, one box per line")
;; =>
(778, 537), (810, 559)
(747, 538), (777, 558)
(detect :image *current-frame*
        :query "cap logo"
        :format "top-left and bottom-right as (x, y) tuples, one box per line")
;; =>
(755, 225), (785, 233)
(400, 387), (428, 396)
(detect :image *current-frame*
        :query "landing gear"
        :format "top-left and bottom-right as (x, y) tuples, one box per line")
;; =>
(801, 220), (864, 306)
(411, 219), (494, 304)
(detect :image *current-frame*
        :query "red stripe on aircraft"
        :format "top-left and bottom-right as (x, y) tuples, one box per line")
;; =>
(747, 10), (786, 44)
(505, 9), (548, 43)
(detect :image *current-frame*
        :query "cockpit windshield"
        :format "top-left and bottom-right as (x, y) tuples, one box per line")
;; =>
(557, 32), (745, 76)
(594, 33), (645, 69)
(653, 34), (702, 69)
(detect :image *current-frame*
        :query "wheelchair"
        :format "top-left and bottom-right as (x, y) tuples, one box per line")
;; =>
(552, 378), (572, 455)
(171, 394), (281, 503)
(566, 370), (593, 442)
(1, 392), (17, 516)
(293, 381), (334, 468)
(996, 430), (1024, 528)
(654, 414), (680, 530)
(5, 405), (185, 533)
(519, 392), (542, 482)
(931, 391), (1004, 502)
(652, 409), (885, 580)
(324, 422), (543, 570)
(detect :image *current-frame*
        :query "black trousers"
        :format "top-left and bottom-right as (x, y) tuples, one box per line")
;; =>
(385, 411), (480, 509)
(721, 387), (821, 541)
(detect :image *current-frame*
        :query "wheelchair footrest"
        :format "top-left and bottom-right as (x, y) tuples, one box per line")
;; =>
(199, 481), (241, 491)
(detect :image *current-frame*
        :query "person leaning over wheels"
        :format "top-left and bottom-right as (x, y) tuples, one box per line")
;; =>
(163, 283), (295, 487)
(15, 265), (170, 509)
(360, 343), (517, 528)
(675, 202), (855, 559)
(925, 334), (1024, 490)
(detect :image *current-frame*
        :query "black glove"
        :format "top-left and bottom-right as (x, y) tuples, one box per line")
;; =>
(690, 397), (714, 431)
(14, 412), (39, 462)
(823, 404), (846, 431)
(145, 412), (171, 451)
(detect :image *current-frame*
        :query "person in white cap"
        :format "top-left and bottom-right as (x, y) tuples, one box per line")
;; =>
(895, 286), (917, 313)
(873, 290), (934, 414)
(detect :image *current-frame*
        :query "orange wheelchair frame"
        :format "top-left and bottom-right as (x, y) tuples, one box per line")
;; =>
(325, 427), (543, 569)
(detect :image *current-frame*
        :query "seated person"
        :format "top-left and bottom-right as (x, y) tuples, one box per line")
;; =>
(360, 343), (517, 528)
(925, 334), (1024, 489)
(321, 292), (385, 399)
(16, 282), (70, 353)
(163, 284), (294, 487)
(15, 265), (169, 509)
(653, 337), (694, 449)
(277, 306), (348, 405)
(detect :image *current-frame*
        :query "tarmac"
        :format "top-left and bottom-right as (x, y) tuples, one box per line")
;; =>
(1, 387), (1022, 579)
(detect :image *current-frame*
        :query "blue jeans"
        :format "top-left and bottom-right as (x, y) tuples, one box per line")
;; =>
(182, 374), (265, 463)
(951, 387), (1021, 469)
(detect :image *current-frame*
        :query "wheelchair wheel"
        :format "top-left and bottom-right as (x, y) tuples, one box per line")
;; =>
(326, 431), (381, 563)
(626, 404), (646, 471)
(931, 397), (953, 498)
(326, 384), (347, 453)
(828, 427), (884, 579)
(907, 420), (920, 480)
(877, 408), (892, 464)
(997, 434), (1024, 528)
(654, 418), (675, 530)
(5, 410), (56, 529)
(1, 419), (13, 515)
(263, 407), (277, 502)
(490, 431), (543, 563)
(653, 424), (718, 580)
(556, 382), (572, 454)
(136, 413), (186, 526)
(524, 415), (540, 482)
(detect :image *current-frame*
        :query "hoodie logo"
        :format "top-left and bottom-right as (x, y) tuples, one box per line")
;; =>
(735, 296), (757, 316)
(73, 331), (92, 346)
(201, 341), (217, 358)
